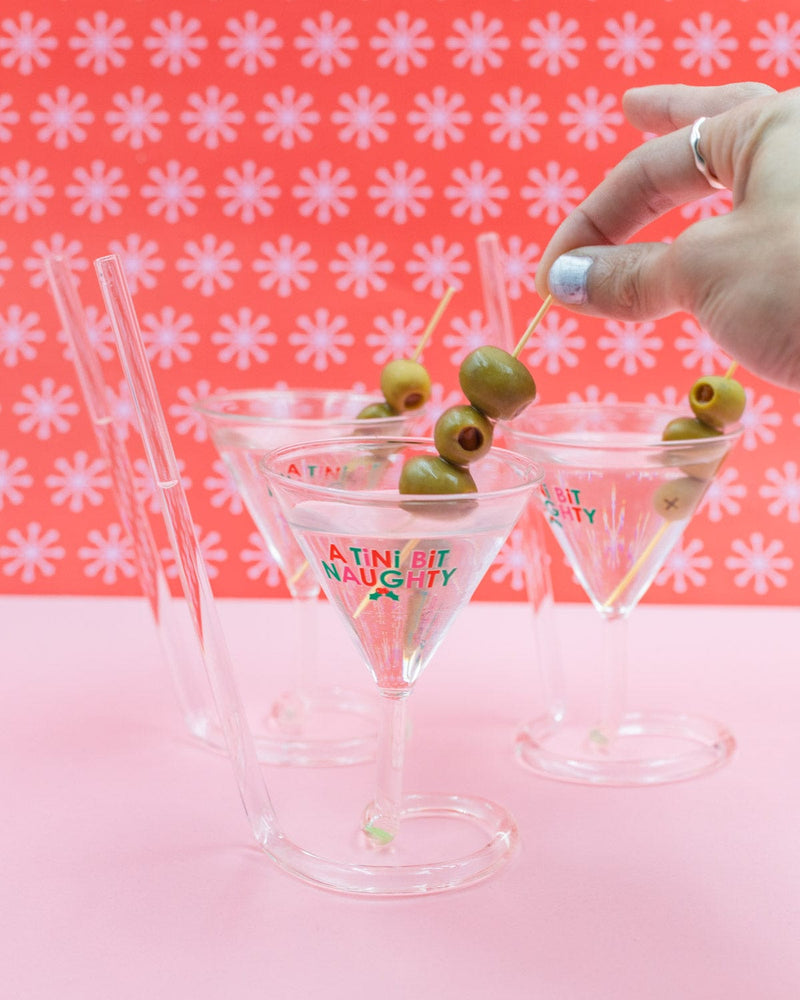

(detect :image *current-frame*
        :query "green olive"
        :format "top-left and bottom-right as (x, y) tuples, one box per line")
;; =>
(356, 401), (398, 420)
(380, 359), (431, 413)
(458, 346), (536, 420)
(433, 405), (494, 466)
(398, 455), (477, 495)
(689, 375), (746, 430)
(662, 416), (724, 479)
(653, 477), (707, 521)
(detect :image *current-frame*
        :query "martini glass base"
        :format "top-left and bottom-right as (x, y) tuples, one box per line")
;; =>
(255, 686), (378, 767)
(516, 710), (736, 786)
(270, 793), (518, 896)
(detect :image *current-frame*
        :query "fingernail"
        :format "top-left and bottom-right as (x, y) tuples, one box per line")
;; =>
(548, 254), (592, 305)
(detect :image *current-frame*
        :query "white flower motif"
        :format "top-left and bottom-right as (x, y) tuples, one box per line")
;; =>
(289, 309), (355, 371)
(522, 13), (586, 75)
(759, 461), (800, 522)
(365, 310), (426, 365)
(0, 12), (57, 75)
(45, 451), (110, 513)
(484, 87), (547, 149)
(144, 12), (208, 75)
(65, 160), (129, 223)
(725, 532), (792, 595)
(750, 14), (800, 77)
(292, 160), (356, 224)
(0, 93), (20, 141)
(69, 12), (132, 74)
(407, 86), (471, 149)
(331, 86), (395, 149)
(522, 309), (585, 375)
(13, 378), (79, 439)
(598, 320), (662, 375)
(169, 381), (219, 441)
(521, 161), (586, 227)
(203, 459), (244, 514)
(216, 161), (280, 224)
(560, 87), (624, 151)
(405, 236), (470, 296)
(644, 385), (682, 409)
(294, 11), (357, 75)
(442, 310), (488, 365)
(106, 87), (169, 149)
(180, 86), (243, 149)
(674, 317), (731, 373)
(30, 86), (93, 148)
(598, 13), (662, 76)
(368, 161), (432, 224)
(140, 306), (198, 369)
(79, 524), (137, 585)
(655, 536), (711, 594)
(0, 160), (54, 222)
(370, 12), (433, 74)
(256, 86), (319, 149)
(699, 465), (745, 522)
(444, 161), (508, 225)
(26, 235), (87, 290)
(739, 390), (782, 450)
(0, 451), (33, 509)
(329, 236), (394, 298)
(252, 235), (318, 297)
(106, 234), (165, 294)
(489, 527), (529, 592)
(0, 522), (64, 584)
(240, 531), (283, 587)
(674, 14), (738, 77)
(0, 305), (45, 366)
(219, 12), (282, 74)
(176, 235), (241, 297)
(445, 11), (509, 74)
(503, 236), (540, 299)
(140, 160), (205, 223)
(211, 308), (277, 371)
(565, 385), (620, 405)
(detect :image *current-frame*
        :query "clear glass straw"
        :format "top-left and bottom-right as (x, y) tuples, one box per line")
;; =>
(45, 255), (217, 745)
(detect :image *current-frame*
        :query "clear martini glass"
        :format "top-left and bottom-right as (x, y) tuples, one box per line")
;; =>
(261, 435), (542, 892)
(505, 402), (743, 786)
(194, 389), (425, 767)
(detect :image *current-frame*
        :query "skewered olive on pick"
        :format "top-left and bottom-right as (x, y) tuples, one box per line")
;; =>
(433, 405), (494, 466)
(459, 346), (536, 420)
(380, 359), (432, 413)
(356, 400), (398, 420)
(398, 454), (477, 495)
(689, 375), (746, 430)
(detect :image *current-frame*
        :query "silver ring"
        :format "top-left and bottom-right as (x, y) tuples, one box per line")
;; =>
(690, 117), (726, 190)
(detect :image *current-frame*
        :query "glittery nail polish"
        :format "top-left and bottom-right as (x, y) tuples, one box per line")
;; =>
(548, 255), (592, 305)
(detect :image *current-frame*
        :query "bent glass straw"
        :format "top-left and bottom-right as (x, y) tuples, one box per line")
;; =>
(44, 255), (218, 745)
(475, 233), (566, 725)
(95, 253), (478, 894)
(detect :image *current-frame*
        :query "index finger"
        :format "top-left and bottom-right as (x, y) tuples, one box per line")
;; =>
(534, 125), (714, 299)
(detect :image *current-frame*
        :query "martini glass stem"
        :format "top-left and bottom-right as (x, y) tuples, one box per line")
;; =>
(363, 690), (410, 845)
(589, 614), (629, 750)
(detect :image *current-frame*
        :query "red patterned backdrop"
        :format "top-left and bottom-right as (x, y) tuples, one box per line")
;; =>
(1, 1), (798, 604)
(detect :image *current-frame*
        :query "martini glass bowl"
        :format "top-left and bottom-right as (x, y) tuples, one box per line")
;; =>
(505, 401), (743, 786)
(261, 435), (542, 894)
(194, 388), (426, 767)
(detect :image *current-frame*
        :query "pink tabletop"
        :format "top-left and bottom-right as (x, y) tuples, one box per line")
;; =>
(1, 595), (798, 999)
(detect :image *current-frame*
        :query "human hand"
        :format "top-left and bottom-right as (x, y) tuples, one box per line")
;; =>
(535, 83), (800, 390)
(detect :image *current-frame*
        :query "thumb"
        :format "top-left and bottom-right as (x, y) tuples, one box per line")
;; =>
(545, 243), (684, 321)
